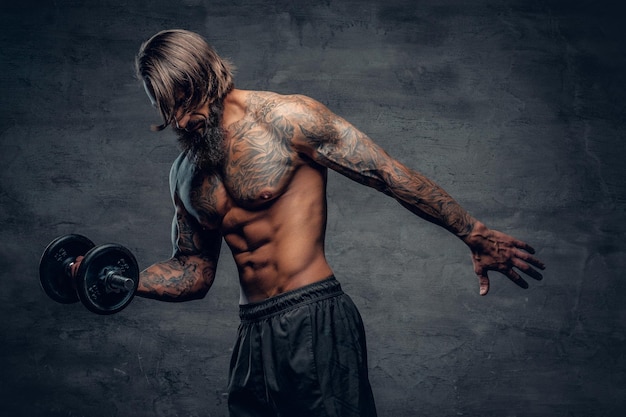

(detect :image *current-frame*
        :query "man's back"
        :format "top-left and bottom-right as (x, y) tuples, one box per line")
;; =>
(172, 89), (334, 303)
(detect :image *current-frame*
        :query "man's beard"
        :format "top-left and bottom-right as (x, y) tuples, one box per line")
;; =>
(175, 100), (226, 171)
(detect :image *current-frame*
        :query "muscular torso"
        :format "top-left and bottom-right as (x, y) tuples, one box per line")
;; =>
(172, 90), (333, 303)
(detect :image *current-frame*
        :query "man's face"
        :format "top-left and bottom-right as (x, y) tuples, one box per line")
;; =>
(142, 80), (225, 170)
(173, 100), (227, 171)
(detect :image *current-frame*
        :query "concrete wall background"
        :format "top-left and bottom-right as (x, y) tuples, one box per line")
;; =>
(1, 0), (625, 416)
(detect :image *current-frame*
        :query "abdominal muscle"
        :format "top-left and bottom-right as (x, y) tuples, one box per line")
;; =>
(220, 163), (334, 304)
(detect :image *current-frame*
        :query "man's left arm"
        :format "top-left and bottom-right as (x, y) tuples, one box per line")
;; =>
(287, 95), (545, 295)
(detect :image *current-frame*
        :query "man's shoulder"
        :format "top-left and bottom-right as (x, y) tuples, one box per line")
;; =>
(239, 90), (327, 126)
(168, 152), (193, 192)
(242, 89), (316, 109)
(170, 151), (188, 171)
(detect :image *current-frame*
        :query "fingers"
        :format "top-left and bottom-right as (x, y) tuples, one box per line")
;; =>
(512, 257), (544, 281)
(512, 247), (546, 281)
(512, 241), (544, 262)
(506, 268), (529, 290)
(70, 255), (84, 278)
(477, 265), (532, 296)
(512, 240), (546, 270)
(508, 236), (535, 254)
(478, 274), (490, 296)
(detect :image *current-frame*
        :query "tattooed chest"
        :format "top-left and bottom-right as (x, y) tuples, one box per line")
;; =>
(184, 154), (298, 229)
(222, 121), (299, 205)
(181, 113), (302, 226)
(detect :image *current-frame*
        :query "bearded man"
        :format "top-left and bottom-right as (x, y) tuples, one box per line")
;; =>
(133, 29), (545, 417)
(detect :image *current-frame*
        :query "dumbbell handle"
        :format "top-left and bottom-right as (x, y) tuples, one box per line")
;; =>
(104, 271), (135, 292)
(68, 259), (135, 293)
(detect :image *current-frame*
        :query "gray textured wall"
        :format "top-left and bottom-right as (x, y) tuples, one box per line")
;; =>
(1, 0), (625, 416)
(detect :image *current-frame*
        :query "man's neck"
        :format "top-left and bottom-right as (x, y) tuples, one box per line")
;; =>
(222, 89), (247, 128)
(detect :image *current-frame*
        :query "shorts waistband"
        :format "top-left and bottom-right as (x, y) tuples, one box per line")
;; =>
(239, 276), (342, 322)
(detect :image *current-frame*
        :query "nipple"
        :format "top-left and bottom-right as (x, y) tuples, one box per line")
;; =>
(260, 192), (273, 200)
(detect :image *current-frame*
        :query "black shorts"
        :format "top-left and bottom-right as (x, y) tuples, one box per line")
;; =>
(228, 276), (377, 417)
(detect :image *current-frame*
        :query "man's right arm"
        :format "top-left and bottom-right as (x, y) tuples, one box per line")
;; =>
(137, 193), (222, 302)
(285, 94), (544, 295)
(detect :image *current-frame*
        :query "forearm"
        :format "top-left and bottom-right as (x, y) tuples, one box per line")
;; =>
(327, 147), (478, 241)
(138, 255), (216, 302)
(385, 163), (478, 241)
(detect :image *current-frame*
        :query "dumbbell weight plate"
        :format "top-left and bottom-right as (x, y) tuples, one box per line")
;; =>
(39, 234), (96, 304)
(76, 243), (139, 315)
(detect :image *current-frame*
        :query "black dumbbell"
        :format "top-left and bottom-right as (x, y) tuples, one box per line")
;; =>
(39, 234), (139, 315)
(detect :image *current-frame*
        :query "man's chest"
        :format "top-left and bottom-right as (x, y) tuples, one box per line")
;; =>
(177, 142), (301, 228)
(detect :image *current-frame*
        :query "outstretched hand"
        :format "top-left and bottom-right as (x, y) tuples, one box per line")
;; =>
(465, 222), (545, 295)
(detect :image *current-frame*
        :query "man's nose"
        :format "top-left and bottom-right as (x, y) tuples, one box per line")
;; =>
(176, 113), (191, 129)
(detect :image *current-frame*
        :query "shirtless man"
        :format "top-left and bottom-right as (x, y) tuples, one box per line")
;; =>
(133, 29), (545, 417)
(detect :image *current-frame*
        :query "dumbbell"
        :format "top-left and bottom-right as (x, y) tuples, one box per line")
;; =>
(39, 234), (139, 315)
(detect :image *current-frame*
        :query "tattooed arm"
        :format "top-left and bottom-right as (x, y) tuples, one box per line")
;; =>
(283, 94), (544, 295)
(138, 198), (221, 301)
(137, 157), (221, 302)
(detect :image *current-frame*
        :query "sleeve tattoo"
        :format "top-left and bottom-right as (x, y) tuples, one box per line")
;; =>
(138, 205), (220, 302)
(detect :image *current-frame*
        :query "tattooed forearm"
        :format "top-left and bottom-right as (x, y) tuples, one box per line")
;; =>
(138, 255), (216, 302)
(390, 168), (477, 239)
(139, 204), (221, 302)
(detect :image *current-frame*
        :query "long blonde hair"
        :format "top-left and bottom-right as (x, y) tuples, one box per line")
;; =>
(136, 29), (235, 131)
